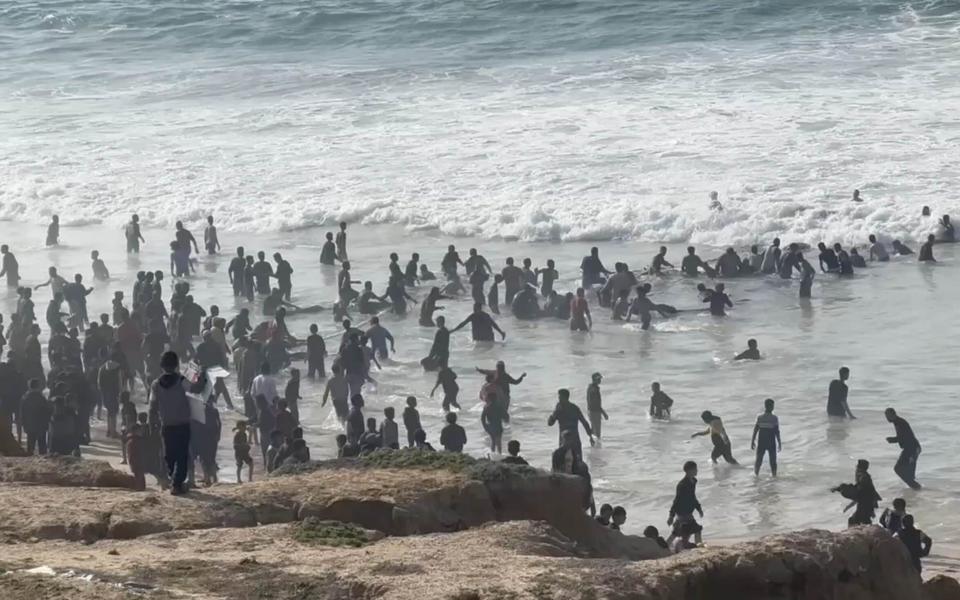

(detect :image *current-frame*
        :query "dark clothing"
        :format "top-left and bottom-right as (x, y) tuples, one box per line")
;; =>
(919, 241), (935, 262)
(403, 407), (421, 448)
(162, 423), (191, 489)
(895, 528), (932, 573)
(429, 327), (450, 364)
(548, 401), (592, 454)
(306, 334), (326, 378)
(440, 423), (467, 452)
(580, 255), (607, 286)
(889, 416), (920, 451)
(502, 455), (529, 466)
(706, 291), (732, 316)
(890, 415), (922, 487)
(880, 509), (907, 534)
(669, 477), (701, 520)
(459, 312), (498, 341)
(827, 379), (848, 417)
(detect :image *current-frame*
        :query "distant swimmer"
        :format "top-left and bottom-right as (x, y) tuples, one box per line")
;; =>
(204, 216), (220, 255)
(451, 302), (506, 342)
(681, 247), (713, 277)
(735, 338), (760, 360)
(833, 243), (854, 275)
(91, 250), (110, 281)
(936, 215), (955, 243)
(760, 238), (781, 275)
(715, 248), (742, 277)
(649, 382), (673, 419)
(832, 459), (881, 526)
(419, 263), (437, 281)
(852, 189), (863, 202)
(918, 234), (936, 262)
(692, 410), (738, 464)
(335, 221), (348, 261)
(798, 256), (815, 298)
(708, 191), (723, 211)
(891, 240), (914, 256)
(885, 408), (922, 490)
(751, 398), (781, 477)
(537, 259), (558, 297)
(650, 246), (674, 275)
(705, 283), (732, 316)
(580, 246), (611, 288)
(125, 214), (145, 254)
(868, 235), (889, 262)
(569, 287), (592, 332)
(921, 205), (931, 217)
(319, 232), (338, 266)
(849, 248), (866, 269)
(817, 242), (839, 272)
(46, 215), (60, 247)
(827, 367), (855, 419)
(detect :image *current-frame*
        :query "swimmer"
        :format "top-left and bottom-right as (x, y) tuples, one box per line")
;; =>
(125, 214), (145, 254)
(751, 398), (781, 477)
(746, 245), (763, 273)
(451, 303), (506, 342)
(650, 247), (674, 275)
(537, 259), (558, 297)
(569, 287), (592, 331)
(885, 408), (922, 490)
(891, 240), (914, 256)
(204, 216), (220, 255)
(705, 283), (732, 316)
(715, 248), (742, 277)
(681, 247), (712, 277)
(335, 222), (348, 261)
(760, 238), (781, 275)
(777, 244), (803, 279)
(419, 287), (450, 327)
(852, 189), (863, 202)
(692, 410), (738, 465)
(464, 248), (492, 277)
(580, 246), (611, 288)
(918, 234), (936, 262)
(827, 366), (855, 418)
(849, 248), (866, 269)
(419, 263), (437, 281)
(937, 215), (955, 242)
(818, 242), (839, 273)
(404, 253), (420, 286)
(708, 191), (723, 211)
(868, 235), (889, 262)
(649, 382), (673, 419)
(91, 250), (110, 281)
(46, 215), (60, 247)
(921, 206), (931, 217)
(319, 232), (338, 266)
(734, 338), (760, 360)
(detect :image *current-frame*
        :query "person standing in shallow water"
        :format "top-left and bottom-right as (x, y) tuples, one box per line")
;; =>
(692, 411), (738, 465)
(335, 222), (348, 262)
(204, 216), (220, 255)
(751, 399), (781, 477)
(827, 367), (855, 418)
(885, 408), (922, 490)
(320, 232), (338, 266)
(451, 303), (505, 342)
(46, 215), (60, 247)
(569, 287), (592, 331)
(125, 214), (145, 254)
(832, 459), (881, 527)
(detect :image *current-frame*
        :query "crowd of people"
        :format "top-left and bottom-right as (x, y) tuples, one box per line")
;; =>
(0, 201), (950, 573)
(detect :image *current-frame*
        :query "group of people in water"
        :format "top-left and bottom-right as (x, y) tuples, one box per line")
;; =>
(0, 206), (950, 571)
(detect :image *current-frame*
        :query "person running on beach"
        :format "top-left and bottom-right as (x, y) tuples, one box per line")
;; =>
(204, 216), (220, 255)
(650, 247), (674, 275)
(832, 459), (881, 526)
(570, 287), (592, 331)
(547, 388), (595, 457)
(735, 338), (760, 360)
(580, 247), (611, 288)
(586, 373), (609, 440)
(451, 303), (505, 342)
(918, 234), (936, 262)
(751, 399), (781, 477)
(125, 214), (145, 254)
(827, 367), (855, 418)
(667, 461), (704, 547)
(692, 411), (738, 464)
(885, 408), (922, 490)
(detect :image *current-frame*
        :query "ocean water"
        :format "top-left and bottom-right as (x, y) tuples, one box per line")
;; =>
(2, 0), (960, 546)
(1, 223), (958, 547)
(2, 0), (960, 244)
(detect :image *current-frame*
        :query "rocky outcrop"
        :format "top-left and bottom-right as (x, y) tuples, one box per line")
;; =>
(924, 575), (960, 600)
(0, 456), (135, 488)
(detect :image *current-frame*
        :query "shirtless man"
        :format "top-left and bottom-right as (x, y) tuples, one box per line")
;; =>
(204, 216), (221, 255)
(335, 222), (348, 261)
(681, 247), (712, 277)
(228, 247), (246, 296)
(125, 214), (145, 254)
(46, 215), (60, 246)
(650, 247), (674, 275)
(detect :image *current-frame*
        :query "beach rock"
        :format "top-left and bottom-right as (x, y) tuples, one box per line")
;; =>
(0, 455), (136, 488)
(925, 574), (960, 600)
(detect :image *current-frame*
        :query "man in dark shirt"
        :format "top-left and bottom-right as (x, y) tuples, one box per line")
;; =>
(817, 242), (840, 272)
(451, 303), (505, 342)
(502, 440), (529, 466)
(918, 234), (936, 263)
(885, 408), (922, 490)
(272, 252), (294, 300)
(667, 461), (703, 546)
(734, 338), (760, 360)
(827, 367), (855, 418)
(439, 411), (466, 452)
(894, 515), (932, 574)
(580, 246), (610, 288)
(705, 283), (733, 316)
(547, 388), (594, 457)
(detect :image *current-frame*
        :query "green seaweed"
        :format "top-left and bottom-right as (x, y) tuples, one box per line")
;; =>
(292, 518), (369, 548)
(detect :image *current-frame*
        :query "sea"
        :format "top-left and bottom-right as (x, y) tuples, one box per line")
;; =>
(1, 0), (960, 545)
